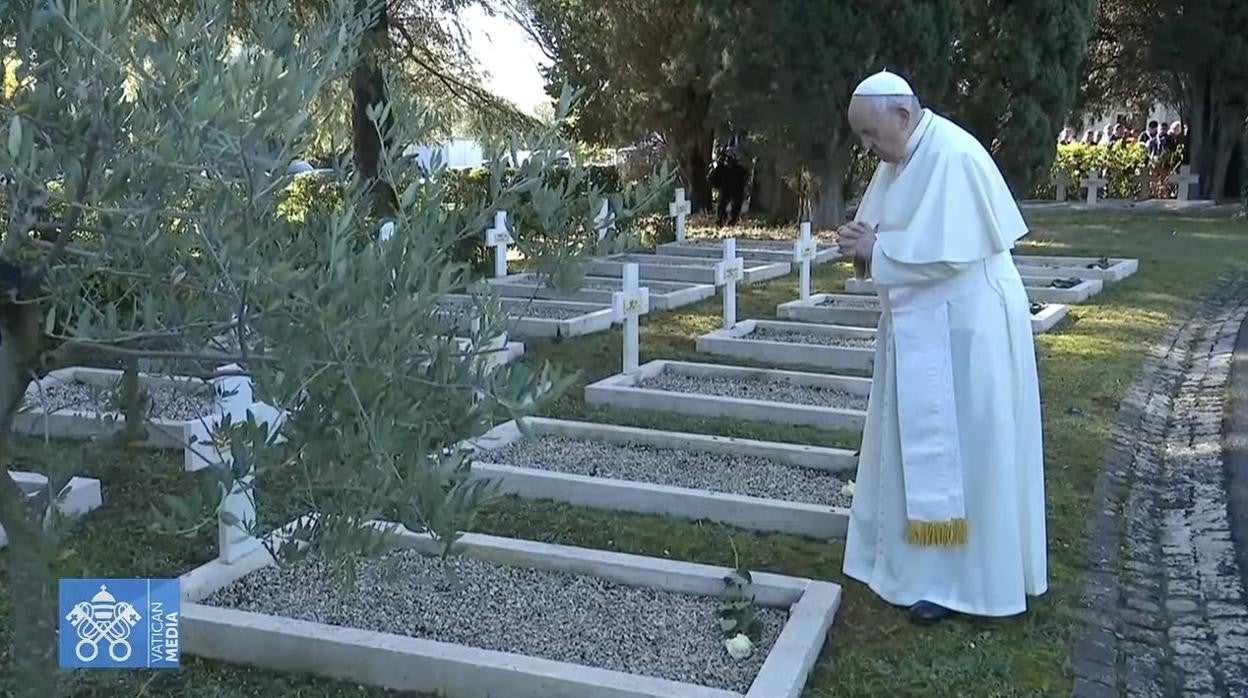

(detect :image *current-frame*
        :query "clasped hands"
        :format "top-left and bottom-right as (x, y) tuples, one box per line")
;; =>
(835, 221), (877, 261)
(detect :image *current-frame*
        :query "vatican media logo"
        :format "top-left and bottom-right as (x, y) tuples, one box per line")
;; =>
(58, 578), (181, 669)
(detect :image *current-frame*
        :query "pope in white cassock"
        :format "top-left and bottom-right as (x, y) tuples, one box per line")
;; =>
(835, 70), (1048, 626)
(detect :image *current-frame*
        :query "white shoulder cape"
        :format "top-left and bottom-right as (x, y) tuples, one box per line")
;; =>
(855, 110), (1028, 265)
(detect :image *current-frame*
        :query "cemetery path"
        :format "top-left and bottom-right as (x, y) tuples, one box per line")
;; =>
(1073, 273), (1248, 698)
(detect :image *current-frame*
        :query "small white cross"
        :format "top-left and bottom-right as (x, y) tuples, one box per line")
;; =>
(1082, 172), (1108, 205)
(1052, 172), (1070, 202)
(612, 263), (650, 374)
(485, 211), (513, 279)
(1169, 165), (1200, 201)
(594, 200), (615, 242)
(668, 188), (691, 243)
(792, 221), (816, 301)
(199, 364), (285, 565)
(716, 238), (745, 329)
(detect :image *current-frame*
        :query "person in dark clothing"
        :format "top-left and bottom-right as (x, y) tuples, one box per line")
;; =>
(708, 148), (748, 227)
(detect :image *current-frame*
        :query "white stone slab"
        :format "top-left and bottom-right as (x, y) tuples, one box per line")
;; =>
(488, 273), (716, 311)
(844, 276), (1104, 304)
(696, 320), (874, 372)
(0, 471), (102, 548)
(584, 360), (869, 432)
(656, 240), (840, 265)
(582, 254), (791, 286)
(464, 418), (853, 538)
(179, 522), (841, 698)
(11, 366), (224, 461)
(438, 295), (616, 339)
(1012, 255), (1138, 284)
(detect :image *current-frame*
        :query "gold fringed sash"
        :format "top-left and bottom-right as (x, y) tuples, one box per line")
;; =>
(905, 518), (969, 547)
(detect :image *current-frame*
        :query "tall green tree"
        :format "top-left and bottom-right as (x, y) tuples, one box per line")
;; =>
(948, 0), (1099, 196)
(1078, 0), (1248, 201)
(706, 0), (960, 226)
(504, 0), (720, 211)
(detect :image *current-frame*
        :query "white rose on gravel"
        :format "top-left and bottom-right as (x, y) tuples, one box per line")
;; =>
(724, 633), (754, 660)
(841, 480), (856, 498)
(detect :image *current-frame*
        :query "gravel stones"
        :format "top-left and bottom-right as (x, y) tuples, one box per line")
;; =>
(638, 371), (869, 410)
(748, 326), (875, 349)
(816, 296), (879, 310)
(620, 256), (713, 267)
(487, 434), (851, 506)
(438, 299), (602, 321)
(24, 378), (217, 421)
(204, 549), (788, 693)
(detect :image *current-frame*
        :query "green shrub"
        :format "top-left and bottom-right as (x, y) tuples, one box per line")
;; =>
(1030, 142), (1187, 200)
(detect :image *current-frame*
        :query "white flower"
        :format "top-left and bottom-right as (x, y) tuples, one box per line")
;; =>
(841, 480), (856, 498)
(724, 633), (754, 660)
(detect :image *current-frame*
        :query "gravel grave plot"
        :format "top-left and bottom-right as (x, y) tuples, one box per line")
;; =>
(22, 379), (217, 421)
(204, 549), (788, 693)
(498, 302), (598, 320)
(748, 327), (875, 349)
(487, 434), (850, 507)
(619, 256), (715, 267)
(816, 297), (879, 310)
(437, 300), (599, 321)
(682, 239), (802, 251)
(638, 372), (869, 410)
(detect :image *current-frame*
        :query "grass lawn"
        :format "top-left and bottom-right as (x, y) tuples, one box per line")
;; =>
(2, 209), (1246, 697)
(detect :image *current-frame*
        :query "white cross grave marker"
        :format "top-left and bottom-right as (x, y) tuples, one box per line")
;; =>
(1052, 172), (1070, 202)
(190, 364), (287, 564)
(792, 221), (816, 301)
(668, 188), (691, 243)
(594, 199), (617, 242)
(716, 238), (745, 329)
(485, 210), (513, 279)
(612, 263), (650, 373)
(1082, 172), (1108, 205)
(1169, 165), (1200, 201)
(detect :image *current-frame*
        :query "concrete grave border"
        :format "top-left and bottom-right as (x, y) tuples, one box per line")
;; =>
(696, 320), (874, 372)
(778, 294), (1069, 335)
(439, 294), (616, 339)
(180, 521), (842, 698)
(1031, 303), (1070, 333)
(1012, 255), (1138, 284)
(584, 360), (869, 431)
(488, 273), (716, 311)
(11, 366), (226, 467)
(776, 294), (881, 328)
(582, 254), (791, 285)
(464, 417), (854, 538)
(657, 240), (841, 266)
(0, 470), (102, 548)
(843, 276), (1104, 304)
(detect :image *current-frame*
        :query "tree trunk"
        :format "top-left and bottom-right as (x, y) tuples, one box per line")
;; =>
(351, 0), (397, 218)
(683, 139), (713, 214)
(0, 275), (58, 698)
(748, 153), (799, 223)
(1210, 106), (1247, 201)
(810, 145), (850, 229)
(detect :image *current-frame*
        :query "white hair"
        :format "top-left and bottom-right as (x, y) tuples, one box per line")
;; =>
(871, 94), (922, 117)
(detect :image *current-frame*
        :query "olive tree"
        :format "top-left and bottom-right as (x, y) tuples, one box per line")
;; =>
(0, 1), (666, 695)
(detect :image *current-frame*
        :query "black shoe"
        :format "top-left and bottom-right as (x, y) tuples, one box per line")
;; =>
(908, 601), (956, 626)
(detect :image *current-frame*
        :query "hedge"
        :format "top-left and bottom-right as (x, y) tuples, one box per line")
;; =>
(1030, 142), (1186, 200)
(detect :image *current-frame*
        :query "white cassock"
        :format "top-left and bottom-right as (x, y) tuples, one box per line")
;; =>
(842, 108), (1048, 617)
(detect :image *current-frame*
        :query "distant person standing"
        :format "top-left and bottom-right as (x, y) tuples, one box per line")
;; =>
(708, 147), (748, 227)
